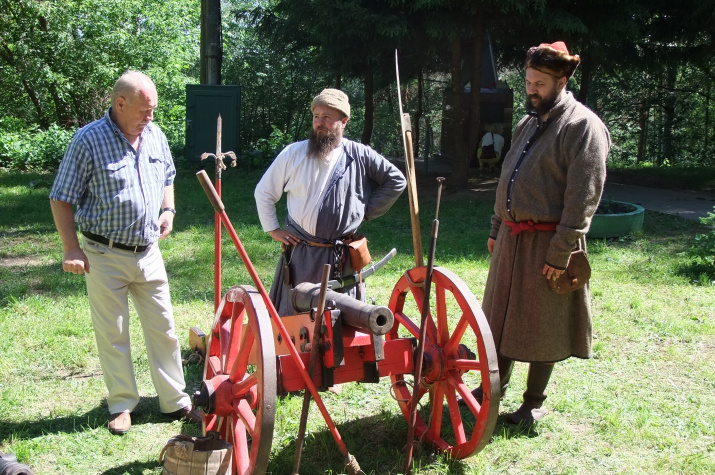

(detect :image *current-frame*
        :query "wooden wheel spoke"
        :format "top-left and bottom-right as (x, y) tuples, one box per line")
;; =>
(394, 311), (420, 338)
(230, 327), (254, 382)
(236, 399), (256, 437)
(429, 382), (446, 442)
(226, 306), (245, 373)
(204, 414), (219, 433)
(207, 355), (221, 377)
(406, 383), (429, 414)
(447, 371), (472, 405)
(407, 285), (439, 343)
(219, 315), (232, 373)
(443, 313), (469, 355)
(445, 382), (467, 446)
(435, 284), (449, 346)
(231, 372), (258, 397)
(449, 358), (482, 371)
(232, 415), (250, 474)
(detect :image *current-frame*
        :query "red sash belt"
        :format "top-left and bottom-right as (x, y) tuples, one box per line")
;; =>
(504, 220), (558, 236)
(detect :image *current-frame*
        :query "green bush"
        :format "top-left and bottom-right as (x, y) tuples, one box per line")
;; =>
(250, 125), (294, 168)
(0, 119), (75, 171)
(689, 207), (715, 286)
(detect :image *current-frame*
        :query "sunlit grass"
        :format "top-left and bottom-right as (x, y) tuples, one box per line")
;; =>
(1, 165), (714, 474)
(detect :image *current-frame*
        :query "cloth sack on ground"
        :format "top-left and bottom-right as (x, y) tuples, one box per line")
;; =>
(159, 431), (232, 475)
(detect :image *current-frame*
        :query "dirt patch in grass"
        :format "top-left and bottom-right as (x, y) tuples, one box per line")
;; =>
(0, 256), (44, 268)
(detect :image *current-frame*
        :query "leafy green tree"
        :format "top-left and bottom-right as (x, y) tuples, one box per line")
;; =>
(0, 0), (200, 136)
(222, 1), (332, 150)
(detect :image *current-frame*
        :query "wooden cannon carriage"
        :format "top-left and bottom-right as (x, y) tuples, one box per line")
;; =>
(193, 170), (500, 474)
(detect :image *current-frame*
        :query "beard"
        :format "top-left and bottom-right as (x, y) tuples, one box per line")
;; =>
(525, 87), (559, 117)
(307, 125), (342, 161)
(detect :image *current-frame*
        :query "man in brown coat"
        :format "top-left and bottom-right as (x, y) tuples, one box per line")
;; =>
(469, 42), (611, 424)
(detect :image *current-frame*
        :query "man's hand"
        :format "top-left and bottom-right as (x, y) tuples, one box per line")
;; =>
(63, 247), (90, 274)
(159, 211), (174, 239)
(487, 237), (496, 254)
(542, 263), (565, 281)
(268, 228), (300, 246)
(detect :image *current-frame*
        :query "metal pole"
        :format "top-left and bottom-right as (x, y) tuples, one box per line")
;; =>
(213, 115), (222, 312)
(404, 177), (445, 474)
(200, 115), (236, 311)
(292, 264), (332, 475)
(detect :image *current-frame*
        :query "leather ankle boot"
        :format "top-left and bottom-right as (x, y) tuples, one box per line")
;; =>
(507, 362), (554, 424)
(467, 354), (514, 404)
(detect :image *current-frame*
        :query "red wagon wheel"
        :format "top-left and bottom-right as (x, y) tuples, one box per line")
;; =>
(198, 285), (277, 475)
(387, 266), (500, 459)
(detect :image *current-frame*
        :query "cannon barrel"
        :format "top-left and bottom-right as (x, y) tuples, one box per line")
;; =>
(291, 282), (394, 336)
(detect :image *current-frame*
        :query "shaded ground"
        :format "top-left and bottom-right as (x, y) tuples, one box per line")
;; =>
(406, 157), (715, 220)
(606, 168), (715, 191)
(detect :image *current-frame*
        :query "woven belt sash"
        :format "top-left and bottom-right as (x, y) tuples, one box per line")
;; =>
(504, 220), (558, 236)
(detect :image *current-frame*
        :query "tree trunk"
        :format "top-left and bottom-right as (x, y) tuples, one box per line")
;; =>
(447, 35), (467, 186)
(466, 17), (485, 170)
(200, 0), (222, 85)
(0, 40), (50, 129)
(663, 64), (677, 164)
(361, 67), (374, 145)
(452, 14), (485, 189)
(48, 81), (74, 128)
(577, 55), (592, 106)
(413, 68), (424, 161)
(705, 76), (710, 163)
(22, 79), (50, 130)
(636, 96), (648, 163)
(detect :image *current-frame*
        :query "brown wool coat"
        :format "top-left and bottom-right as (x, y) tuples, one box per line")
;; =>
(482, 91), (610, 363)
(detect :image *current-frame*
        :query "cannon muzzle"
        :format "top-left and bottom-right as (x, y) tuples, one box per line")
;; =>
(291, 282), (394, 336)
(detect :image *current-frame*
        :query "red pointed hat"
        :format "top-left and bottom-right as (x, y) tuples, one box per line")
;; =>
(525, 41), (581, 78)
(540, 41), (570, 54)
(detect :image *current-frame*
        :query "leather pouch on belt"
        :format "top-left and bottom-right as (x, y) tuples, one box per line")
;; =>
(548, 249), (591, 294)
(347, 236), (371, 272)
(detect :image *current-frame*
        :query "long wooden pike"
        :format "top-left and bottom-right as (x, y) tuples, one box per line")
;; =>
(396, 49), (424, 267)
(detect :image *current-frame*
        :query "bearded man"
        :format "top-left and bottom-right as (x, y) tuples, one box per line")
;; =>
(464, 42), (611, 424)
(255, 88), (406, 316)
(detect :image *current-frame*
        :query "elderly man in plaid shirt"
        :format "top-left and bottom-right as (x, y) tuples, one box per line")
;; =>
(49, 71), (199, 435)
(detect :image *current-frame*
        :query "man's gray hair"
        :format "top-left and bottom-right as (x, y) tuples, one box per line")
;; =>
(111, 70), (155, 106)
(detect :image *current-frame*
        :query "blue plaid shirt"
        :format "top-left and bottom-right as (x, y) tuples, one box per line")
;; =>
(49, 109), (176, 246)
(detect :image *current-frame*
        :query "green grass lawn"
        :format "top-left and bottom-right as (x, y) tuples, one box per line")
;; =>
(1, 164), (714, 474)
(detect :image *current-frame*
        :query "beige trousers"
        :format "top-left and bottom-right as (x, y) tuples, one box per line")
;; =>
(83, 237), (190, 414)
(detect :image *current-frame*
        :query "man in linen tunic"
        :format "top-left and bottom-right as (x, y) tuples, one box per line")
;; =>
(476, 43), (610, 424)
(255, 89), (406, 316)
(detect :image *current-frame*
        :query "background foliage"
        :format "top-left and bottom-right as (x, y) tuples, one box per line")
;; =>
(2, 0), (714, 174)
(0, 0), (200, 168)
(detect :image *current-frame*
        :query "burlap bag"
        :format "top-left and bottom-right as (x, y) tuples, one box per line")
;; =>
(159, 431), (232, 475)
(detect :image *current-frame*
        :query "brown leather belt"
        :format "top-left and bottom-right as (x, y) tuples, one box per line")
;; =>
(82, 231), (150, 253)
